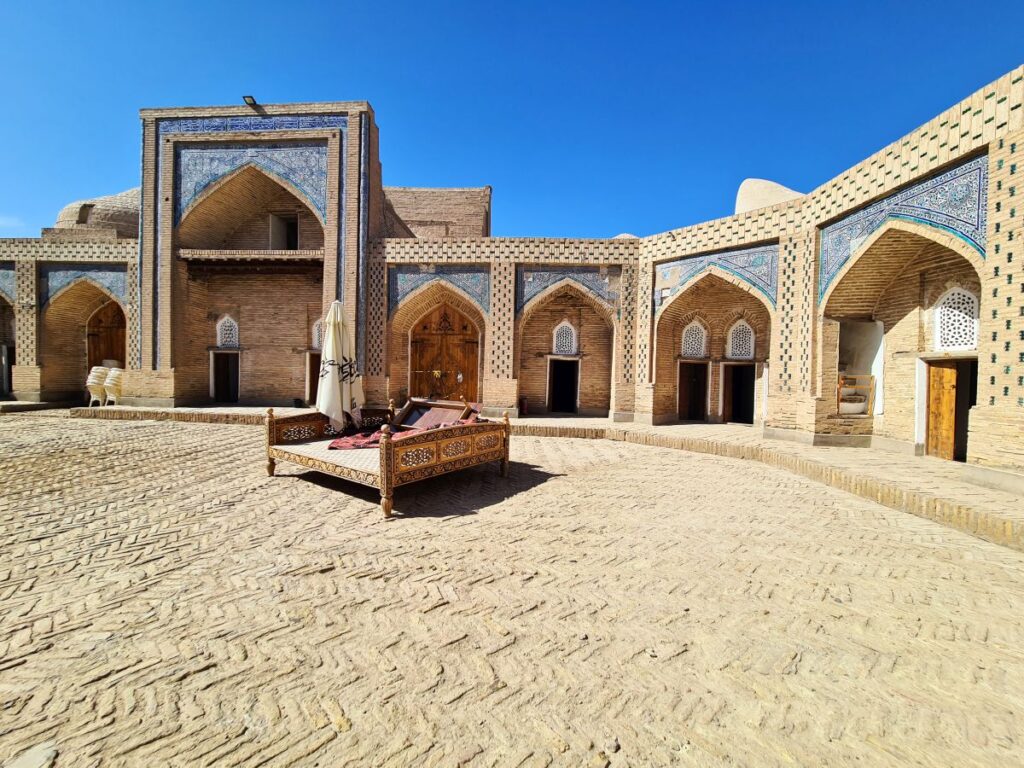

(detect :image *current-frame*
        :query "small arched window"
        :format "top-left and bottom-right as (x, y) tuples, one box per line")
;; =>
(726, 319), (755, 360)
(552, 320), (578, 355)
(934, 287), (978, 351)
(312, 319), (323, 350)
(216, 315), (239, 348)
(681, 320), (708, 358)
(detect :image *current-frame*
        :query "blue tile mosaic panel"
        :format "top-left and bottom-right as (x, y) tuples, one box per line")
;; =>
(819, 154), (987, 298)
(515, 266), (620, 314)
(159, 114), (348, 135)
(0, 263), (14, 304)
(39, 264), (127, 307)
(175, 142), (329, 223)
(388, 265), (491, 315)
(654, 244), (778, 310)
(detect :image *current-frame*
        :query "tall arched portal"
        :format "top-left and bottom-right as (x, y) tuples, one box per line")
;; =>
(821, 221), (983, 461)
(516, 283), (614, 416)
(652, 272), (771, 425)
(39, 280), (125, 401)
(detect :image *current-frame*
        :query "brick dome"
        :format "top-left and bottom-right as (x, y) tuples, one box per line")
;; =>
(55, 187), (140, 238)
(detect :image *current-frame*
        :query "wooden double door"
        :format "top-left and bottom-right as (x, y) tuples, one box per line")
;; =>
(926, 359), (977, 462)
(410, 304), (479, 401)
(87, 301), (126, 370)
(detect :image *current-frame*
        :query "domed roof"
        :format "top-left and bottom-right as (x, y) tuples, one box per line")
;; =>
(55, 187), (140, 238)
(734, 178), (803, 215)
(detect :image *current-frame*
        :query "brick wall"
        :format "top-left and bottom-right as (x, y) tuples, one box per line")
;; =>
(383, 187), (491, 238)
(173, 268), (323, 404)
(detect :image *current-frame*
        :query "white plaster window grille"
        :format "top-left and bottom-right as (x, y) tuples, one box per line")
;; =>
(934, 287), (978, 351)
(216, 316), (239, 348)
(726, 320), (754, 360)
(552, 321), (578, 355)
(681, 320), (707, 358)
(312, 319), (323, 350)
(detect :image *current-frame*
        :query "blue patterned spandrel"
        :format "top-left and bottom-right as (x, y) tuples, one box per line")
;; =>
(388, 265), (491, 315)
(654, 243), (778, 311)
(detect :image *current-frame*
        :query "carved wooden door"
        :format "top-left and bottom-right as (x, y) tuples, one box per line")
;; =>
(409, 304), (479, 401)
(87, 301), (126, 369)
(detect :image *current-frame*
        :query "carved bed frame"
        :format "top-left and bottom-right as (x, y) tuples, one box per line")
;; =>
(265, 399), (510, 518)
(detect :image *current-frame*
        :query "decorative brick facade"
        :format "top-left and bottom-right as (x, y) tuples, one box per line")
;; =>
(2, 65), (1024, 469)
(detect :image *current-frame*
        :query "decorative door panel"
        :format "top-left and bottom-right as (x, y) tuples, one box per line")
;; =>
(926, 361), (957, 460)
(409, 304), (479, 401)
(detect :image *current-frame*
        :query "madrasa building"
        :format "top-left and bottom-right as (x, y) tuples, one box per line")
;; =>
(2, 65), (1023, 472)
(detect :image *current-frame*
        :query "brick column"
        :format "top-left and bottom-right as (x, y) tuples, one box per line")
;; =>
(11, 260), (40, 398)
(482, 260), (518, 413)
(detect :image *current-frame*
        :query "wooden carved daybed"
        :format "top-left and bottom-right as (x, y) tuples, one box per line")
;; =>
(266, 398), (510, 518)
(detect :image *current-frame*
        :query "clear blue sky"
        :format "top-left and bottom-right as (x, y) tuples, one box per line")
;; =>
(1, 1), (1022, 239)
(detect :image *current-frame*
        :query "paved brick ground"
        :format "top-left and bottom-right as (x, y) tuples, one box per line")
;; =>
(2, 415), (1023, 767)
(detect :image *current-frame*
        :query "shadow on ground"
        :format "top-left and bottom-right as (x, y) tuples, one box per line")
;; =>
(294, 461), (560, 518)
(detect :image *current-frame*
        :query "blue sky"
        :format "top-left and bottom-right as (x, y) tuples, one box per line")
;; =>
(1, 1), (1022, 239)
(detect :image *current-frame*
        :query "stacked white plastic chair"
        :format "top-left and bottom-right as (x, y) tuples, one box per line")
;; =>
(103, 368), (123, 406)
(86, 366), (109, 407)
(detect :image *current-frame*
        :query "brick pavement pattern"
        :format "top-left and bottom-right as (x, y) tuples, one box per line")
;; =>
(2, 414), (1023, 767)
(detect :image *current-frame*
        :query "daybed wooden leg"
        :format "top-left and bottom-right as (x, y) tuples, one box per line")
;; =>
(267, 457), (276, 477)
(380, 492), (393, 519)
(500, 458), (509, 477)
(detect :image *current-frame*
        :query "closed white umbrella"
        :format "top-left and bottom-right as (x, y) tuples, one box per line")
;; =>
(315, 300), (365, 430)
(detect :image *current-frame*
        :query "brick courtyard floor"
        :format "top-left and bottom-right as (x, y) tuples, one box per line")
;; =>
(2, 415), (1023, 767)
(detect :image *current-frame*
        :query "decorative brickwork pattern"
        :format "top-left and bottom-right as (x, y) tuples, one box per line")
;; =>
(489, 262), (516, 379)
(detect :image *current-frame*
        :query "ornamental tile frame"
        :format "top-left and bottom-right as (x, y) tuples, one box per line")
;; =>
(38, 264), (127, 307)
(653, 243), (779, 312)
(515, 265), (621, 314)
(0, 263), (14, 304)
(388, 264), (491, 315)
(174, 142), (330, 223)
(818, 154), (988, 298)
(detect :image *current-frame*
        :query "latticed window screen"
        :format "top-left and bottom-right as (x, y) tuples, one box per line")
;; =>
(552, 321), (578, 355)
(727, 320), (754, 360)
(934, 288), (978, 351)
(312, 320), (323, 350)
(216, 316), (239, 348)
(681, 321), (707, 358)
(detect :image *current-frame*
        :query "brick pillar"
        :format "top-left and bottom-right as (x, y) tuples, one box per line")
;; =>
(612, 264), (637, 420)
(482, 260), (518, 413)
(11, 260), (40, 399)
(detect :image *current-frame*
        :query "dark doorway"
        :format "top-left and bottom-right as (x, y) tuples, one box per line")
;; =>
(677, 362), (708, 421)
(548, 359), (579, 413)
(213, 352), (239, 403)
(307, 352), (322, 405)
(723, 364), (755, 424)
(927, 358), (977, 462)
